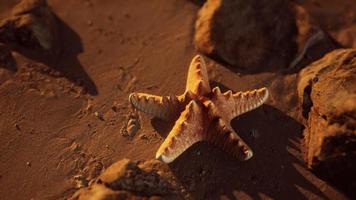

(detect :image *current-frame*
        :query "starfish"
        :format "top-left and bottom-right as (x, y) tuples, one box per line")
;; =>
(129, 55), (269, 163)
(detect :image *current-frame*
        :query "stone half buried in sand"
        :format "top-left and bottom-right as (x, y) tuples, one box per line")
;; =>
(69, 159), (183, 200)
(194, 0), (297, 72)
(297, 49), (356, 197)
(0, 0), (56, 50)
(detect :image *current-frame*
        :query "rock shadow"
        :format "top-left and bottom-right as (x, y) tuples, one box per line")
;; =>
(2, 14), (98, 95)
(0, 44), (16, 72)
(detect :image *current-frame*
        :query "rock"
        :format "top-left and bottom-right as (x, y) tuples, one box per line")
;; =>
(73, 174), (89, 189)
(297, 49), (356, 197)
(288, 3), (338, 71)
(194, 0), (297, 72)
(289, 28), (338, 71)
(0, 0), (56, 50)
(70, 159), (183, 200)
(335, 24), (356, 49)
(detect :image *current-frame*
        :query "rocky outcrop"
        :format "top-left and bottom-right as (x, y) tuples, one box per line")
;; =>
(297, 49), (356, 197)
(70, 159), (183, 200)
(0, 0), (57, 50)
(194, 0), (297, 72)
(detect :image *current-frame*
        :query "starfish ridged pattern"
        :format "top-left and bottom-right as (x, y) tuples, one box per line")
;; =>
(129, 55), (269, 163)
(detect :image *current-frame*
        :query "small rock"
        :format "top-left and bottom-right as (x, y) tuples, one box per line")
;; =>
(85, 99), (93, 113)
(14, 123), (20, 131)
(74, 174), (89, 188)
(26, 161), (31, 167)
(0, 0), (57, 50)
(139, 134), (148, 140)
(94, 111), (103, 120)
(69, 159), (183, 200)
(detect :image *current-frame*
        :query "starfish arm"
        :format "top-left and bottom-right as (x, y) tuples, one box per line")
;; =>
(210, 87), (269, 121)
(206, 118), (253, 160)
(185, 55), (211, 96)
(156, 100), (205, 163)
(129, 93), (184, 121)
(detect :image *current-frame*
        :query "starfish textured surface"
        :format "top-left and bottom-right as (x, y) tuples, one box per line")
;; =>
(129, 55), (269, 163)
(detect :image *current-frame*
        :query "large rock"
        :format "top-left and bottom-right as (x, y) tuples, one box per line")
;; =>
(0, 0), (56, 50)
(194, 0), (297, 72)
(70, 159), (183, 200)
(297, 49), (356, 197)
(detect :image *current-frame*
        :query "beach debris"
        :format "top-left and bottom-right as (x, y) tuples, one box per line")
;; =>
(120, 109), (140, 137)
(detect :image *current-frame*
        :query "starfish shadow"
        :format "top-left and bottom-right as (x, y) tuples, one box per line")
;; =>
(2, 14), (98, 95)
(151, 117), (175, 138)
(164, 104), (330, 200)
(209, 80), (231, 92)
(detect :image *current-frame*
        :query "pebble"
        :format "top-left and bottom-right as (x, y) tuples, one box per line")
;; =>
(74, 174), (89, 188)
(26, 162), (31, 167)
(94, 112), (103, 120)
(85, 100), (93, 112)
(139, 134), (148, 140)
(14, 123), (20, 130)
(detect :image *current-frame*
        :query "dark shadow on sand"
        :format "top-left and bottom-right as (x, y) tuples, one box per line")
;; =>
(151, 84), (330, 200)
(0, 44), (16, 72)
(1, 14), (98, 95)
(187, 0), (205, 6)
